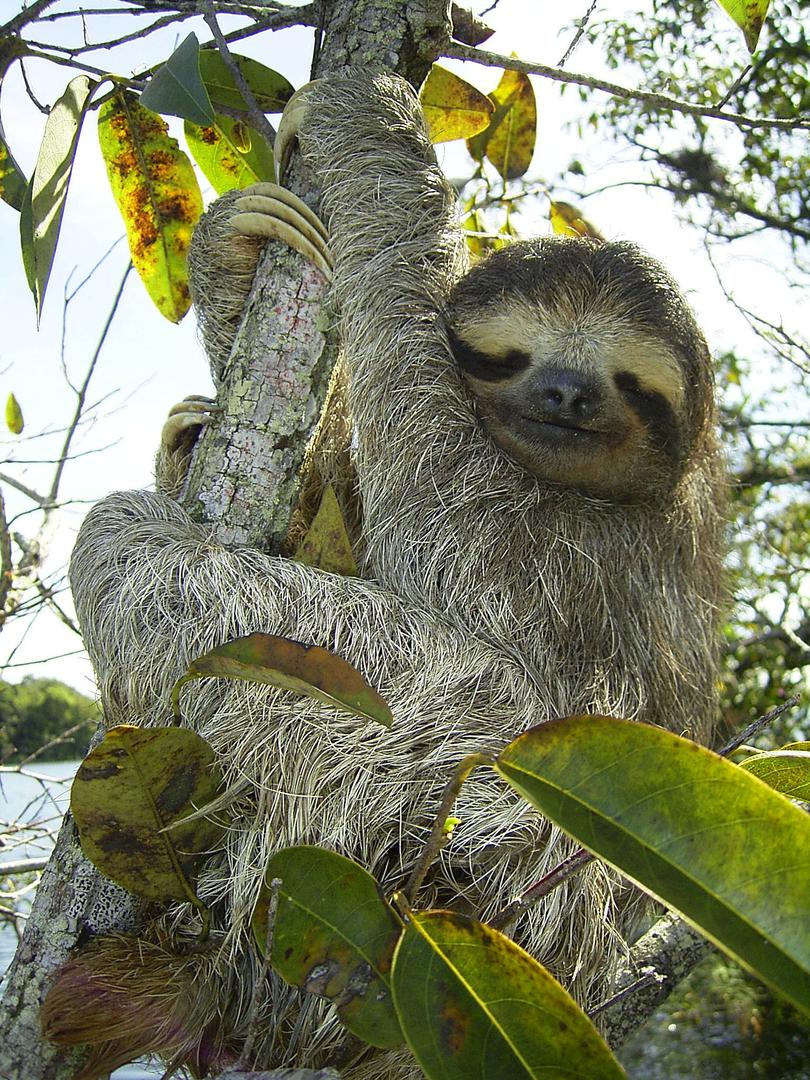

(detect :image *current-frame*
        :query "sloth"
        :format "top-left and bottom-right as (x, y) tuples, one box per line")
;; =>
(64, 73), (725, 1077)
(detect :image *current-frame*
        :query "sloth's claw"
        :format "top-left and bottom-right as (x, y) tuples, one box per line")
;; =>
(232, 182), (332, 279)
(275, 81), (319, 181)
(161, 396), (219, 457)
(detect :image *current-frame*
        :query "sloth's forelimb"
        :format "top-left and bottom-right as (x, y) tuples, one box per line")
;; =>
(232, 182), (332, 280)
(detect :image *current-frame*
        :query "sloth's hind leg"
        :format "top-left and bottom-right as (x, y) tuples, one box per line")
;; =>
(232, 183), (332, 280)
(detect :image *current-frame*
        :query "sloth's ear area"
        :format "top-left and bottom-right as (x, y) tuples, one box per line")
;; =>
(231, 183), (332, 280)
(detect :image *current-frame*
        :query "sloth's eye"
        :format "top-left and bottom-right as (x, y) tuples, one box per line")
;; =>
(615, 371), (681, 461)
(448, 327), (530, 382)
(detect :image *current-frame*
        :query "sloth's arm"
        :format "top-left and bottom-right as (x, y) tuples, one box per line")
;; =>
(289, 76), (486, 585)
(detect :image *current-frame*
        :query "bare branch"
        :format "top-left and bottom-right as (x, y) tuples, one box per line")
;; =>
(443, 42), (810, 132)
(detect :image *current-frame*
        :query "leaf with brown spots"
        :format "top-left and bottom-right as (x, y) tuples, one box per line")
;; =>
(98, 93), (203, 322)
(253, 846), (404, 1049)
(70, 725), (224, 904)
(392, 912), (625, 1078)
(420, 65), (493, 144)
(184, 113), (275, 195)
(714, 0), (771, 52)
(172, 632), (392, 728)
(293, 483), (357, 576)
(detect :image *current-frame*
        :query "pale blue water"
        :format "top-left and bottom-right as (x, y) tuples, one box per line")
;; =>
(0, 762), (162, 1079)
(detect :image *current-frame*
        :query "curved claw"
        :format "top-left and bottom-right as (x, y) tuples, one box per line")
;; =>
(231, 182), (332, 280)
(161, 396), (219, 456)
(275, 81), (320, 181)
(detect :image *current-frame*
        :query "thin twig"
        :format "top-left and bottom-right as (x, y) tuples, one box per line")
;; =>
(717, 695), (801, 757)
(404, 752), (493, 904)
(202, 4), (278, 148)
(444, 42), (810, 132)
(557, 0), (598, 68)
(490, 848), (594, 930)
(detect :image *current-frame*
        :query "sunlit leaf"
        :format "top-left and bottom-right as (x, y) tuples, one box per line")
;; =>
(467, 69), (536, 180)
(392, 912), (625, 1078)
(254, 846), (404, 1048)
(140, 32), (214, 126)
(98, 93), (203, 322)
(172, 632), (393, 728)
(185, 113), (275, 195)
(293, 484), (357, 576)
(5, 393), (23, 435)
(23, 75), (92, 316)
(739, 750), (810, 799)
(713, 0), (771, 52)
(549, 200), (604, 241)
(198, 50), (294, 114)
(419, 65), (493, 144)
(70, 725), (224, 903)
(495, 715), (810, 1016)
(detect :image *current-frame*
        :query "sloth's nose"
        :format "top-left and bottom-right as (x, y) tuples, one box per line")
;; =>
(529, 368), (601, 423)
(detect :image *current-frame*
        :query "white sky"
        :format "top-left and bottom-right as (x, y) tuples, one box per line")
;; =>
(0, 0), (798, 695)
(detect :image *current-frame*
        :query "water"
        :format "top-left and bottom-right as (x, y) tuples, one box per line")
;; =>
(1, 762), (162, 1079)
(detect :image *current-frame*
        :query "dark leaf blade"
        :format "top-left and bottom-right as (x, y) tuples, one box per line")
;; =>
(293, 484), (357, 576)
(140, 32), (215, 126)
(254, 846), (404, 1048)
(173, 632), (392, 727)
(198, 50), (294, 114)
(495, 715), (810, 1016)
(0, 128), (27, 211)
(25, 75), (93, 316)
(184, 114), (275, 195)
(70, 724), (224, 902)
(98, 93), (203, 322)
(392, 912), (625, 1078)
(483, 69), (537, 180)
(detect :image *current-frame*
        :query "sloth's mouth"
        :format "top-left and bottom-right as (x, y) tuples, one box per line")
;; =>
(522, 416), (605, 439)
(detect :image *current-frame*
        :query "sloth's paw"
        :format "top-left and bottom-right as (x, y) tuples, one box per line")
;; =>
(231, 182), (331, 280)
(275, 81), (320, 180)
(156, 395), (219, 498)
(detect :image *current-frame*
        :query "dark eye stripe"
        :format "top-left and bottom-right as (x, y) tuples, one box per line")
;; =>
(614, 372), (682, 463)
(447, 326), (531, 382)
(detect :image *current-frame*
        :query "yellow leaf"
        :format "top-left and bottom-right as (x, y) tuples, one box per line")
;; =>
(98, 93), (203, 322)
(714, 0), (771, 52)
(5, 392), (23, 434)
(420, 66), (494, 144)
(549, 200), (604, 241)
(293, 483), (357, 576)
(467, 69), (537, 181)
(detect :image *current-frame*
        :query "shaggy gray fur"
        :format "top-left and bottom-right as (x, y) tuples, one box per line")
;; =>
(69, 75), (725, 1076)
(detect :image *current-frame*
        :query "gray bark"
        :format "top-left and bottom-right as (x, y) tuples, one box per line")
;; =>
(0, 3), (451, 1078)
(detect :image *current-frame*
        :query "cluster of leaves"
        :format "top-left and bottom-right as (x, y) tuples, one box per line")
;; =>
(52, 631), (810, 1078)
(0, 676), (99, 762)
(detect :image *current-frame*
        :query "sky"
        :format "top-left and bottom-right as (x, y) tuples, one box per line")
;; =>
(0, 0), (798, 696)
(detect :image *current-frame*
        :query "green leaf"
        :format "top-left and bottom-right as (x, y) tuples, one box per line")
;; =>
(184, 113), (275, 195)
(0, 129), (27, 211)
(739, 750), (810, 799)
(140, 32), (215, 126)
(468, 69), (536, 181)
(23, 75), (92, 316)
(495, 716), (810, 1016)
(254, 846), (404, 1048)
(419, 65), (494, 144)
(293, 484), (357, 576)
(98, 93), (203, 322)
(70, 725), (224, 904)
(713, 0), (771, 52)
(198, 50), (294, 114)
(5, 392), (23, 435)
(172, 632), (393, 728)
(392, 912), (625, 1079)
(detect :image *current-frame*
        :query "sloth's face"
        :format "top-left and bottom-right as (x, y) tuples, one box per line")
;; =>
(446, 239), (712, 504)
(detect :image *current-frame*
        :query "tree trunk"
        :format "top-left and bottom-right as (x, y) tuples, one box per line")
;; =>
(0, 3), (451, 1076)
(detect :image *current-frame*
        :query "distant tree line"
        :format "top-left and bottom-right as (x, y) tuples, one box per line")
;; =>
(0, 678), (98, 762)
